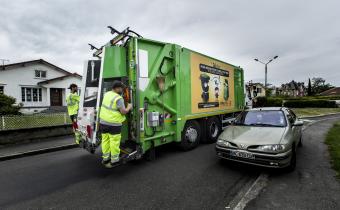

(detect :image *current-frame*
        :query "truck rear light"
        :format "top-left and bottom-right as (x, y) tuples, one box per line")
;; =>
(86, 125), (93, 138)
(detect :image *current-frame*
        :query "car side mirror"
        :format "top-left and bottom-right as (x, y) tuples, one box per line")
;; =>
(293, 121), (303, 127)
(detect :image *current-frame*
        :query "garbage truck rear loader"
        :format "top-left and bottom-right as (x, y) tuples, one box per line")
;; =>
(77, 28), (245, 162)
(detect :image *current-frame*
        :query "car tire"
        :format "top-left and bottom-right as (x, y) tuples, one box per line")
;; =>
(179, 120), (201, 151)
(285, 147), (296, 172)
(298, 136), (303, 147)
(201, 117), (222, 144)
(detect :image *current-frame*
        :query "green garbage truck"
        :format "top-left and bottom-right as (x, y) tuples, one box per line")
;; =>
(77, 27), (245, 162)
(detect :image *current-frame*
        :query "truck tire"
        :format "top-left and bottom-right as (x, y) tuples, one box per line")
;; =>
(202, 117), (221, 144)
(179, 120), (201, 151)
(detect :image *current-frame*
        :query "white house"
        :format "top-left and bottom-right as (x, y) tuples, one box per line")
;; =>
(0, 59), (82, 113)
(245, 82), (266, 107)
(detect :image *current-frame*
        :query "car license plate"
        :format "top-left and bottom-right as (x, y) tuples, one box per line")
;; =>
(230, 150), (255, 159)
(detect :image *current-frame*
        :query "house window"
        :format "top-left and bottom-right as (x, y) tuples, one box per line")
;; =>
(257, 88), (262, 93)
(38, 88), (42, 101)
(0, 86), (4, 94)
(35, 70), (47, 78)
(21, 87), (42, 102)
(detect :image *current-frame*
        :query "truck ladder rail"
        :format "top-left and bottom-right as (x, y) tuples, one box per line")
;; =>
(91, 27), (142, 58)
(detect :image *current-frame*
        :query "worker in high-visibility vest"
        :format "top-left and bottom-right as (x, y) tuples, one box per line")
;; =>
(66, 83), (81, 144)
(99, 81), (132, 168)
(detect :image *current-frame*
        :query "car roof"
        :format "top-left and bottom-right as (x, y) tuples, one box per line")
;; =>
(248, 107), (286, 111)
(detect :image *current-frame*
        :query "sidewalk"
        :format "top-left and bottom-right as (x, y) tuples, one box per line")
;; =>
(0, 135), (75, 158)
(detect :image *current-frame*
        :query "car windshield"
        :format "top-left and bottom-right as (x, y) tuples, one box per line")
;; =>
(234, 110), (287, 127)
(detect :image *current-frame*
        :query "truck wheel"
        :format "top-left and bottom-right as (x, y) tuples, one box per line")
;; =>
(202, 117), (221, 144)
(179, 120), (201, 151)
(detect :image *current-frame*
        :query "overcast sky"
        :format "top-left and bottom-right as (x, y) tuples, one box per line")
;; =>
(1, 0), (339, 86)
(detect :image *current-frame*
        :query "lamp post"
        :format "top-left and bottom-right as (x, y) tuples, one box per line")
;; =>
(254, 56), (278, 95)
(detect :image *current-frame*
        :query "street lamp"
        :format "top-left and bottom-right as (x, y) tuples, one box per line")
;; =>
(254, 55), (279, 94)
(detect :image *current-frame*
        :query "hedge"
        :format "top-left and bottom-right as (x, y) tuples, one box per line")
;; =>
(283, 100), (338, 108)
(254, 97), (283, 107)
(253, 97), (338, 108)
(272, 95), (340, 101)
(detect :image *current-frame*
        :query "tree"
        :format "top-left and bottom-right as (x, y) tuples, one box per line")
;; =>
(307, 78), (312, 96)
(311, 77), (333, 95)
(0, 94), (21, 115)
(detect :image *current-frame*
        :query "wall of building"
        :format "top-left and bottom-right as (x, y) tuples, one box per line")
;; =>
(41, 76), (82, 106)
(0, 63), (66, 107)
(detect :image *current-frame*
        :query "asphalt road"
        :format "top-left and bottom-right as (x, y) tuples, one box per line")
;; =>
(246, 115), (340, 210)
(0, 142), (260, 209)
(1, 115), (339, 210)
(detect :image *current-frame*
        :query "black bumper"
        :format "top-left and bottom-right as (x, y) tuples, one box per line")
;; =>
(216, 145), (292, 168)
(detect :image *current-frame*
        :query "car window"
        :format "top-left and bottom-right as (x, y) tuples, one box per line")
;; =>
(234, 110), (287, 127)
(287, 109), (296, 124)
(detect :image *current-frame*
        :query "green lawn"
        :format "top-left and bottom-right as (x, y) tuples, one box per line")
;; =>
(1, 113), (72, 130)
(292, 108), (340, 118)
(325, 122), (340, 179)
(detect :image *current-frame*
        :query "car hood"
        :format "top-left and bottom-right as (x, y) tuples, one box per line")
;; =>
(219, 125), (286, 146)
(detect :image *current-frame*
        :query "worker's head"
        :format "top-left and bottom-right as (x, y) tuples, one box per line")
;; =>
(112, 81), (124, 95)
(68, 84), (78, 93)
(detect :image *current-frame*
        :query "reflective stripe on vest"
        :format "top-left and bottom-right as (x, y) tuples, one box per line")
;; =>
(101, 94), (120, 111)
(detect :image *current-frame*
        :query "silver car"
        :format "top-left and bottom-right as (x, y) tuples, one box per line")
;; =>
(216, 107), (303, 171)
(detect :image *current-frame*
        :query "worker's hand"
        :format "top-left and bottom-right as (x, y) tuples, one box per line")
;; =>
(127, 103), (132, 111)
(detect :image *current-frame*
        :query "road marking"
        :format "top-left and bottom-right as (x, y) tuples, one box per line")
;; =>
(226, 173), (268, 210)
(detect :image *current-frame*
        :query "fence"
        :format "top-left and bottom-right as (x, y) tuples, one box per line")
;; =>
(0, 113), (72, 131)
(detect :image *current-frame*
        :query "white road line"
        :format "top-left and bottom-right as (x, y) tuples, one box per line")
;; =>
(226, 173), (268, 210)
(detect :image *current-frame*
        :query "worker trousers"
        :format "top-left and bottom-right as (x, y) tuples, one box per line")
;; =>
(74, 131), (81, 144)
(101, 133), (121, 163)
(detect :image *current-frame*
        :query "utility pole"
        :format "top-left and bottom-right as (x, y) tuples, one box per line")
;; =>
(0, 59), (10, 66)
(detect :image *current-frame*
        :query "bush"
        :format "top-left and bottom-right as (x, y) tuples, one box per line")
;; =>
(283, 100), (337, 108)
(254, 97), (283, 107)
(0, 94), (21, 115)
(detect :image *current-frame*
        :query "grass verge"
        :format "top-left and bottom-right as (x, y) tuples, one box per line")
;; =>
(325, 122), (340, 179)
(292, 108), (340, 118)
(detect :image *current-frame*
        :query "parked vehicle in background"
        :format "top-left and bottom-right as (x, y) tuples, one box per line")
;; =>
(216, 107), (303, 171)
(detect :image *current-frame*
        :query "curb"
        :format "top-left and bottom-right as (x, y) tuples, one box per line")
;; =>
(299, 112), (340, 119)
(302, 114), (340, 132)
(0, 144), (78, 161)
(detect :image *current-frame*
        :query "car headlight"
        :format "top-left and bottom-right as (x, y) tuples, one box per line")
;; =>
(257, 144), (285, 152)
(216, 139), (232, 147)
